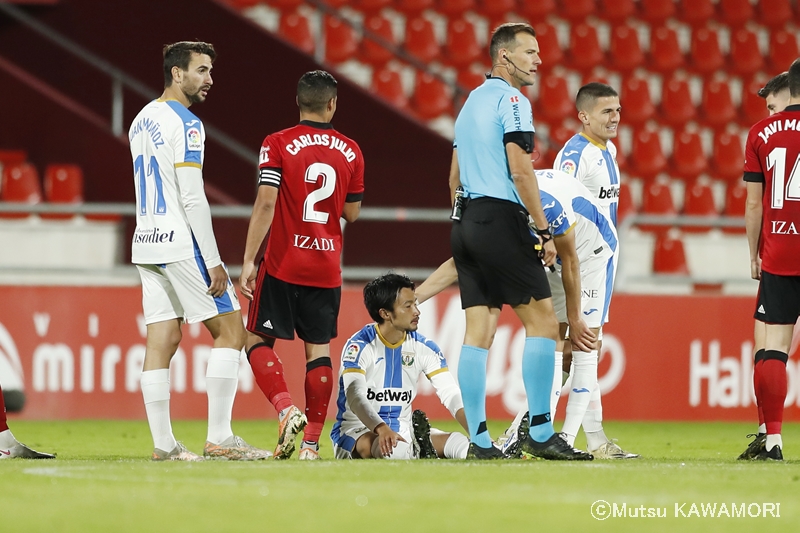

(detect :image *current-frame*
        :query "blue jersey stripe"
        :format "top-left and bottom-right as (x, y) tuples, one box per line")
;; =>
(571, 197), (618, 252)
(165, 100), (202, 165)
(602, 255), (615, 323)
(191, 234), (234, 314)
(540, 190), (570, 236)
(559, 134), (589, 176)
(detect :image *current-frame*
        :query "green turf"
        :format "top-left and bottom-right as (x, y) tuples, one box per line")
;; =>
(1, 420), (798, 533)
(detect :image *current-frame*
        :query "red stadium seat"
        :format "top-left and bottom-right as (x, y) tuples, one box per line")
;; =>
(324, 16), (357, 64)
(395, 0), (435, 15)
(568, 23), (604, 73)
(444, 18), (481, 68)
(679, 0), (714, 27)
(615, 144), (629, 173)
(639, 0), (676, 25)
(769, 30), (799, 72)
(653, 231), (689, 274)
(649, 26), (684, 74)
(701, 79), (737, 129)
(0, 150), (27, 168)
(598, 0), (635, 22)
(535, 75), (573, 126)
(660, 76), (696, 127)
(1, 163), (42, 219)
(372, 68), (409, 110)
(457, 67), (487, 92)
(690, 27), (724, 74)
(640, 178), (676, 234)
(630, 128), (667, 181)
(361, 16), (395, 66)
(321, 0), (350, 7)
(533, 22), (564, 72)
(357, 0), (392, 14)
(728, 29), (764, 78)
(558, 0), (595, 21)
(723, 181), (747, 234)
(437, 0), (476, 17)
(278, 12), (315, 55)
(265, 0), (303, 10)
(412, 72), (453, 119)
(682, 178), (717, 232)
(609, 24), (643, 72)
(620, 76), (655, 126)
(549, 122), (580, 149)
(758, 0), (793, 28)
(477, 0), (516, 17)
(740, 77), (770, 126)
(712, 131), (745, 183)
(519, 0), (556, 19)
(719, 0), (753, 28)
(617, 181), (636, 224)
(42, 164), (83, 220)
(533, 146), (557, 170)
(671, 129), (708, 181)
(404, 17), (440, 64)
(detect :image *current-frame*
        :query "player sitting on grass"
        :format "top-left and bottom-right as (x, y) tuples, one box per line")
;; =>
(331, 274), (470, 460)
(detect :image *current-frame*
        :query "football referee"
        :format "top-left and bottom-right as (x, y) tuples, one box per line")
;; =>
(449, 23), (591, 460)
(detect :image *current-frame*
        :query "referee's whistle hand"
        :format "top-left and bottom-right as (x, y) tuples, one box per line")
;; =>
(541, 239), (557, 266)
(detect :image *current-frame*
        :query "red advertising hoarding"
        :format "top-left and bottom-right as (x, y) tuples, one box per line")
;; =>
(2, 286), (799, 422)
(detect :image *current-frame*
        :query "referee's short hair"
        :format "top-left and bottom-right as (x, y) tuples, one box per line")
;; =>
(297, 70), (338, 114)
(789, 59), (800, 98)
(163, 41), (216, 87)
(759, 72), (789, 99)
(489, 23), (536, 61)
(576, 82), (619, 112)
(363, 273), (415, 324)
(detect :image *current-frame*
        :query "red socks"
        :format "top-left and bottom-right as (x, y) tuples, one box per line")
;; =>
(0, 384), (8, 432)
(248, 343), (293, 414)
(303, 357), (333, 444)
(758, 350), (788, 435)
(753, 350), (765, 428)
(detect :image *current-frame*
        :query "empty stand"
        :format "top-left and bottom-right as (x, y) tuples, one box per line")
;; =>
(649, 26), (684, 73)
(558, 0), (596, 21)
(372, 68), (409, 109)
(671, 129), (708, 181)
(477, 0), (517, 18)
(679, 0), (715, 27)
(324, 16), (357, 64)
(653, 231), (690, 274)
(444, 18), (481, 68)
(660, 76), (696, 126)
(519, 0), (556, 19)
(690, 27), (724, 74)
(609, 24), (644, 72)
(630, 128), (668, 180)
(42, 164), (83, 220)
(598, 0), (635, 22)
(740, 77), (770, 126)
(357, 0), (392, 14)
(535, 75), (573, 126)
(639, 0), (676, 25)
(758, 0), (793, 29)
(533, 23), (564, 71)
(404, 16), (440, 64)
(568, 23), (604, 73)
(620, 76), (655, 125)
(719, 0), (754, 27)
(769, 30), (799, 72)
(682, 178), (717, 232)
(437, 0), (476, 17)
(412, 72), (452, 119)
(457, 67), (488, 92)
(278, 11), (314, 55)
(617, 181), (636, 224)
(361, 15), (396, 66)
(712, 131), (746, 183)
(723, 181), (747, 234)
(728, 29), (764, 77)
(1, 163), (42, 219)
(701, 79), (737, 129)
(395, 0), (435, 15)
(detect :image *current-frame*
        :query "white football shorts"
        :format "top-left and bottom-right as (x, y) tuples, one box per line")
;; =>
(136, 259), (240, 325)
(332, 419), (414, 460)
(547, 255), (615, 329)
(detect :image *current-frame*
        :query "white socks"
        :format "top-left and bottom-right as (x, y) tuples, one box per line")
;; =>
(766, 434), (783, 451)
(141, 369), (176, 452)
(562, 350), (597, 446)
(205, 348), (241, 444)
(443, 432), (470, 459)
(551, 351), (563, 420)
(0, 428), (17, 448)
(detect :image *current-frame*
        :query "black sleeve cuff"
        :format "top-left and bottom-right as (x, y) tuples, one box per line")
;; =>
(503, 131), (534, 153)
(346, 192), (364, 202)
(743, 172), (764, 183)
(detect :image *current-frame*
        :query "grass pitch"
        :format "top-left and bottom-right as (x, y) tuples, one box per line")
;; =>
(1, 420), (798, 533)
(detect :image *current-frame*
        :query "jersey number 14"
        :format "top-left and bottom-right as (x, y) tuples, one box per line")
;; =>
(767, 147), (800, 209)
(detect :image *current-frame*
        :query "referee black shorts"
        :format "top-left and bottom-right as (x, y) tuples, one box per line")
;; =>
(451, 196), (551, 309)
(754, 271), (800, 324)
(246, 268), (341, 344)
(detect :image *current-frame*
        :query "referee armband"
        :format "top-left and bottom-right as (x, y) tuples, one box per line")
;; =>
(504, 131), (534, 154)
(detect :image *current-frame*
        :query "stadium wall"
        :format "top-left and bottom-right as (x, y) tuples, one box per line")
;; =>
(2, 286), (799, 423)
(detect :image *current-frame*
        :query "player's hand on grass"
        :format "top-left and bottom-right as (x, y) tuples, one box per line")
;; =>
(206, 265), (229, 298)
(239, 262), (257, 300)
(375, 423), (406, 458)
(568, 317), (596, 353)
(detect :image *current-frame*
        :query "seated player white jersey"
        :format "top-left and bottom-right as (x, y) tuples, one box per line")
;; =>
(331, 323), (463, 458)
(553, 134), (620, 226)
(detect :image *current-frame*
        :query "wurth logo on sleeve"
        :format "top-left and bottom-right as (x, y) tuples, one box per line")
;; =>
(510, 96), (519, 103)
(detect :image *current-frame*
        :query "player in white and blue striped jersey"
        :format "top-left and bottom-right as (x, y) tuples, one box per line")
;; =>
(331, 274), (470, 460)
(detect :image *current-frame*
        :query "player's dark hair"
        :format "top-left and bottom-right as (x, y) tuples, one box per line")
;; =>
(789, 59), (800, 98)
(163, 41), (216, 87)
(297, 70), (338, 114)
(760, 72), (790, 98)
(363, 273), (415, 324)
(576, 82), (619, 112)
(489, 23), (536, 61)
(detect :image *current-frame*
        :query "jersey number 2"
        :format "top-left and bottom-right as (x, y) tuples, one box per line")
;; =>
(303, 162), (336, 224)
(767, 147), (800, 209)
(135, 155), (166, 216)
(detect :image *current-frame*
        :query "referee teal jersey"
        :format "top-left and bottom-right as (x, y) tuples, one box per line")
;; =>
(453, 77), (535, 205)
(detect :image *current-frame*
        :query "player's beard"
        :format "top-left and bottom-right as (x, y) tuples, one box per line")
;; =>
(186, 85), (209, 104)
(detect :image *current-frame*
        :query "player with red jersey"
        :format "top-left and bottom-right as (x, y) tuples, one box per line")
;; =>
(742, 59), (800, 461)
(240, 71), (364, 460)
